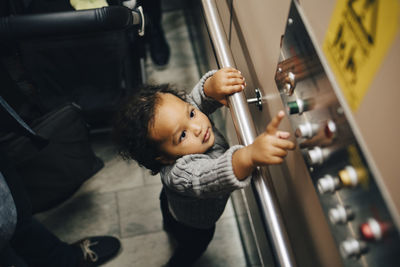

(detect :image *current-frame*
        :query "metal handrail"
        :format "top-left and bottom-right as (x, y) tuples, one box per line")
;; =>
(201, 0), (296, 266)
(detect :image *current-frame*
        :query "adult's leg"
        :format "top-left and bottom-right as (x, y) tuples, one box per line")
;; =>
(0, 171), (17, 251)
(0, 243), (29, 267)
(0, 153), (79, 267)
(0, 171), (22, 266)
(139, 0), (162, 26)
(160, 189), (215, 267)
(138, 0), (170, 66)
(10, 218), (80, 267)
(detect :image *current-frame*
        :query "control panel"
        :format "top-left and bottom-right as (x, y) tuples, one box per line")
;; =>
(275, 3), (400, 266)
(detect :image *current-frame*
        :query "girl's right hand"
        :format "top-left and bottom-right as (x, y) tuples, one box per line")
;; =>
(248, 111), (295, 166)
(232, 111), (295, 180)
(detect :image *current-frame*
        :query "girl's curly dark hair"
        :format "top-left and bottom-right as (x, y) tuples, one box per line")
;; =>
(113, 84), (186, 175)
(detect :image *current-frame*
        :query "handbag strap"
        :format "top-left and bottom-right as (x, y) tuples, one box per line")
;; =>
(0, 96), (48, 147)
(0, 95), (37, 136)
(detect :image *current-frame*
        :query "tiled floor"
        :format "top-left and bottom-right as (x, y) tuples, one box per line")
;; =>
(35, 7), (248, 267)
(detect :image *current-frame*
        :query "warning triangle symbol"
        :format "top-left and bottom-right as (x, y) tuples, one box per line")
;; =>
(348, 0), (378, 44)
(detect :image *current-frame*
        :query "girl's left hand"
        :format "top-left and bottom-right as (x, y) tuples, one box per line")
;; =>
(204, 67), (246, 106)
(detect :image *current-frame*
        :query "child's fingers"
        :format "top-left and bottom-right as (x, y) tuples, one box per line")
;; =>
(222, 67), (241, 73)
(265, 146), (293, 165)
(220, 85), (243, 97)
(267, 156), (284, 165)
(228, 84), (244, 92)
(219, 84), (243, 105)
(275, 138), (296, 150)
(226, 72), (244, 79)
(276, 131), (290, 139)
(266, 110), (285, 134)
(226, 77), (245, 86)
(222, 68), (244, 79)
(270, 146), (288, 157)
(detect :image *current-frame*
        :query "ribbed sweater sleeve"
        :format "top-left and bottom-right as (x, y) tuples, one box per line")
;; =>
(188, 69), (222, 115)
(162, 145), (252, 198)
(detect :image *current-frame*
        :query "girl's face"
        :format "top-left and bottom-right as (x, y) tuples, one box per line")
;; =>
(148, 93), (215, 164)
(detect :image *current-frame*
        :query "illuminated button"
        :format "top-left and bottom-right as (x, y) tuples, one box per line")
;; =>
(324, 120), (337, 139)
(287, 99), (303, 114)
(329, 205), (354, 224)
(283, 83), (292, 95)
(338, 166), (367, 187)
(360, 218), (391, 241)
(340, 238), (368, 258)
(295, 122), (320, 138)
(287, 98), (314, 115)
(317, 174), (340, 194)
(306, 146), (323, 165)
(283, 72), (296, 96)
(306, 146), (333, 165)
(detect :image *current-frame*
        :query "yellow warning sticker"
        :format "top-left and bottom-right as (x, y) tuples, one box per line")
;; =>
(323, 0), (399, 111)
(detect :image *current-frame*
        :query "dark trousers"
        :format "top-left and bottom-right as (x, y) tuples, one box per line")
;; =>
(0, 152), (79, 267)
(160, 189), (215, 267)
(138, 0), (162, 25)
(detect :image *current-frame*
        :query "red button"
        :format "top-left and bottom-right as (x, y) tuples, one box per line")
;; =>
(360, 218), (391, 241)
(360, 222), (375, 241)
(324, 120), (336, 139)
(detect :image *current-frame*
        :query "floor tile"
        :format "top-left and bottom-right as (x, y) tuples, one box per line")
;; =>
(118, 184), (164, 238)
(35, 192), (119, 244)
(103, 215), (247, 267)
(220, 198), (235, 219)
(103, 231), (173, 267)
(193, 217), (247, 267)
(146, 10), (200, 91)
(77, 157), (145, 195)
(90, 133), (118, 163)
(143, 172), (162, 186)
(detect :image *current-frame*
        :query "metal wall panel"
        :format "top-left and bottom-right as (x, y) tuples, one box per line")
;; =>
(224, 1), (342, 266)
(300, 0), (400, 226)
(193, 0), (400, 266)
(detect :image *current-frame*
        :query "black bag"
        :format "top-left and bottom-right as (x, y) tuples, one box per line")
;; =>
(1, 0), (144, 130)
(1, 101), (104, 213)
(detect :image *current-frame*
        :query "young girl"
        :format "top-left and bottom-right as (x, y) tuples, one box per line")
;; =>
(113, 67), (295, 267)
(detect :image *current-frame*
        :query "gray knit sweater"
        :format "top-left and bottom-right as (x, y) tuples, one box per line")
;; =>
(160, 70), (252, 229)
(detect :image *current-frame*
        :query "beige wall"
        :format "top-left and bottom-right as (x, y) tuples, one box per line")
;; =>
(209, 0), (399, 265)
(214, 0), (343, 266)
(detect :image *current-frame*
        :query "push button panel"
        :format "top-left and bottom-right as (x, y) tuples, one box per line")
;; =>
(276, 3), (400, 266)
(329, 205), (355, 225)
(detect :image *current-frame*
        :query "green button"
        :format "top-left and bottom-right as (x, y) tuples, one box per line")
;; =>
(287, 101), (299, 114)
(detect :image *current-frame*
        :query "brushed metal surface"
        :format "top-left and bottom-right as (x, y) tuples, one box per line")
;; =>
(202, 0), (296, 266)
(276, 2), (400, 266)
(196, 0), (400, 266)
(226, 1), (342, 266)
(300, 0), (400, 229)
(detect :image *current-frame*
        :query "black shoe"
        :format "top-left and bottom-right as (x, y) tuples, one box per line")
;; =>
(72, 236), (121, 267)
(148, 24), (170, 66)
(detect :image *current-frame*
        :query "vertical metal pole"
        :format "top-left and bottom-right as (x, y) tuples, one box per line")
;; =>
(201, 0), (297, 266)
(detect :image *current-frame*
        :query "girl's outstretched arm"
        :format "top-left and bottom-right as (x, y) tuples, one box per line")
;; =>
(232, 111), (295, 180)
